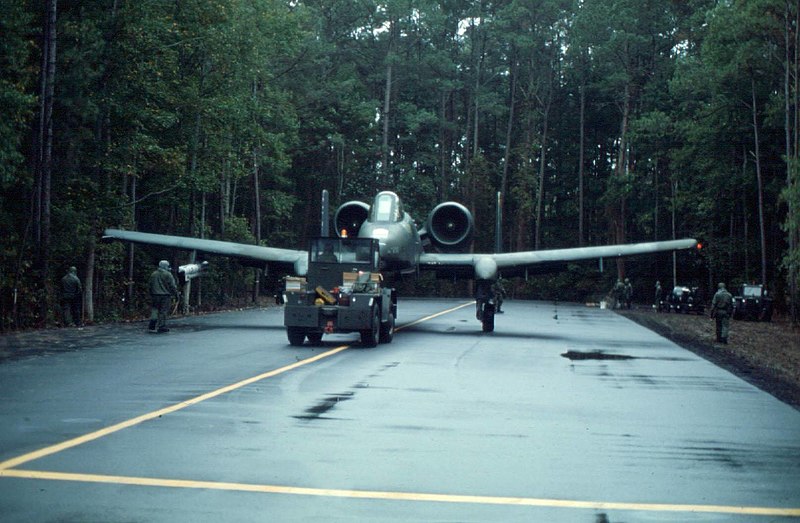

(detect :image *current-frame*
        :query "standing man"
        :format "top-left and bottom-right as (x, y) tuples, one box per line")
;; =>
(492, 278), (507, 314)
(613, 279), (625, 309)
(148, 260), (178, 333)
(624, 278), (633, 309)
(654, 280), (662, 309)
(61, 266), (82, 327)
(710, 282), (733, 344)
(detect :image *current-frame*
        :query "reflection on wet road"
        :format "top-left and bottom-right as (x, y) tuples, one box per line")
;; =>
(0, 299), (799, 521)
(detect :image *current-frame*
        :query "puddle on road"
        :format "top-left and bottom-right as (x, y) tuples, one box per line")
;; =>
(294, 361), (401, 421)
(561, 350), (692, 362)
(561, 350), (636, 361)
(294, 392), (354, 420)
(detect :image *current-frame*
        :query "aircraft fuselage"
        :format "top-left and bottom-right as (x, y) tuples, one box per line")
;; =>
(356, 192), (422, 274)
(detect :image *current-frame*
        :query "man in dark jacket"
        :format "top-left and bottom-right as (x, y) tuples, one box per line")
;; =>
(61, 266), (83, 326)
(148, 260), (178, 333)
(624, 278), (633, 309)
(492, 278), (507, 313)
(710, 282), (733, 344)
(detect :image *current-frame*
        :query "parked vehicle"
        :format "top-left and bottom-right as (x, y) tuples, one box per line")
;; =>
(732, 284), (773, 321)
(283, 237), (397, 347)
(658, 285), (705, 315)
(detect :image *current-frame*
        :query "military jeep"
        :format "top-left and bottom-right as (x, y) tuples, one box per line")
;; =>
(658, 285), (705, 315)
(732, 284), (773, 322)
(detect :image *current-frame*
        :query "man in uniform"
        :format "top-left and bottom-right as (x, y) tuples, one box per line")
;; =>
(61, 266), (82, 326)
(710, 282), (733, 344)
(654, 280), (662, 309)
(492, 278), (507, 313)
(624, 278), (633, 309)
(613, 279), (625, 309)
(148, 260), (179, 333)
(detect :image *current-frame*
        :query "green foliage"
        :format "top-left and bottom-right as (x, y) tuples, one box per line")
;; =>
(0, 2), (36, 186)
(1, 0), (798, 327)
(782, 159), (800, 299)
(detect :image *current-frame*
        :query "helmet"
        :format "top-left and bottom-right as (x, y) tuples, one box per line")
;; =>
(159, 260), (170, 270)
(718, 282), (726, 290)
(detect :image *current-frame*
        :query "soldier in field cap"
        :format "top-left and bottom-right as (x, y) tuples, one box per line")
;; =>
(710, 282), (733, 344)
(148, 260), (178, 333)
(61, 266), (82, 327)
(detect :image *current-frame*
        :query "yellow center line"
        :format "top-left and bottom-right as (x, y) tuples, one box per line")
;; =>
(395, 301), (474, 331)
(0, 344), (351, 471)
(0, 303), (467, 471)
(2, 469), (799, 517)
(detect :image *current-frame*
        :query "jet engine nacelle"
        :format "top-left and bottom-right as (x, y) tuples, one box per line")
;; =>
(334, 201), (370, 238)
(426, 202), (474, 252)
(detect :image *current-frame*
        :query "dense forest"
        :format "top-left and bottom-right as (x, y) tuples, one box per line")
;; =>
(1, 0), (798, 329)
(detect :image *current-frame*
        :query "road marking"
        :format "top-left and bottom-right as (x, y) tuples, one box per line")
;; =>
(0, 344), (351, 471)
(396, 301), (474, 331)
(3, 469), (799, 517)
(0, 303), (470, 471)
(3, 301), (798, 518)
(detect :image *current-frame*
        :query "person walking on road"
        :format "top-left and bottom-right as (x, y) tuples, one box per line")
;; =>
(61, 266), (83, 327)
(624, 278), (633, 309)
(710, 282), (733, 344)
(148, 260), (178, 333)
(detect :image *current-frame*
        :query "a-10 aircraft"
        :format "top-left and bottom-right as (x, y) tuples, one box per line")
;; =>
(104, 190), (698, 332)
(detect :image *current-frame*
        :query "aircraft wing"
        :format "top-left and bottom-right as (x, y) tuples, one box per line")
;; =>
(419, 238), (699, 279)
(103, 229), (309, 275)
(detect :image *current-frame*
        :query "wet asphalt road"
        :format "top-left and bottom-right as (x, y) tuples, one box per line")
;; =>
(1, 299), (799, 522)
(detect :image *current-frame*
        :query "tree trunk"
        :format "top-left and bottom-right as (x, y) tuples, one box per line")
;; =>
(578, 83), (586, 246)
(382, 59), (392, 184)
(465, 17), (486, 172)
(439, 91), (448, 199)
(126, 174), (136, 309)
(84, 234), (95, 323)
(751, 77), (767, 285)
(381, 19), (395, 188)
(653, 157), (659, 242)
(220, 158), (230, 236)
(613, 83), (631, 280)
(501, 53), (517, 251)
(34, 0), (57, 323)
(742, 165), (750, 281)
(252, 148), (261, 303)
(182, 110), (202, 312)
(671, 179), (677, 287)
(251, 77), (261, 305)
(784, 1), (798, 323)
(472, 31), (486, 161)
(252, 149), (261, 241)
(198, 194), (206, 306)
(534, 99), (550, 250)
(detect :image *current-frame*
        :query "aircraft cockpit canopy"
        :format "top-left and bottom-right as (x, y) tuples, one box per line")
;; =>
(371, 192), (403, 223)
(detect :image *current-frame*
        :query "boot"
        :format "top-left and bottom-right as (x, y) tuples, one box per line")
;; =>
(157, 327), (170, 333)
(148, 320), (157, 331)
